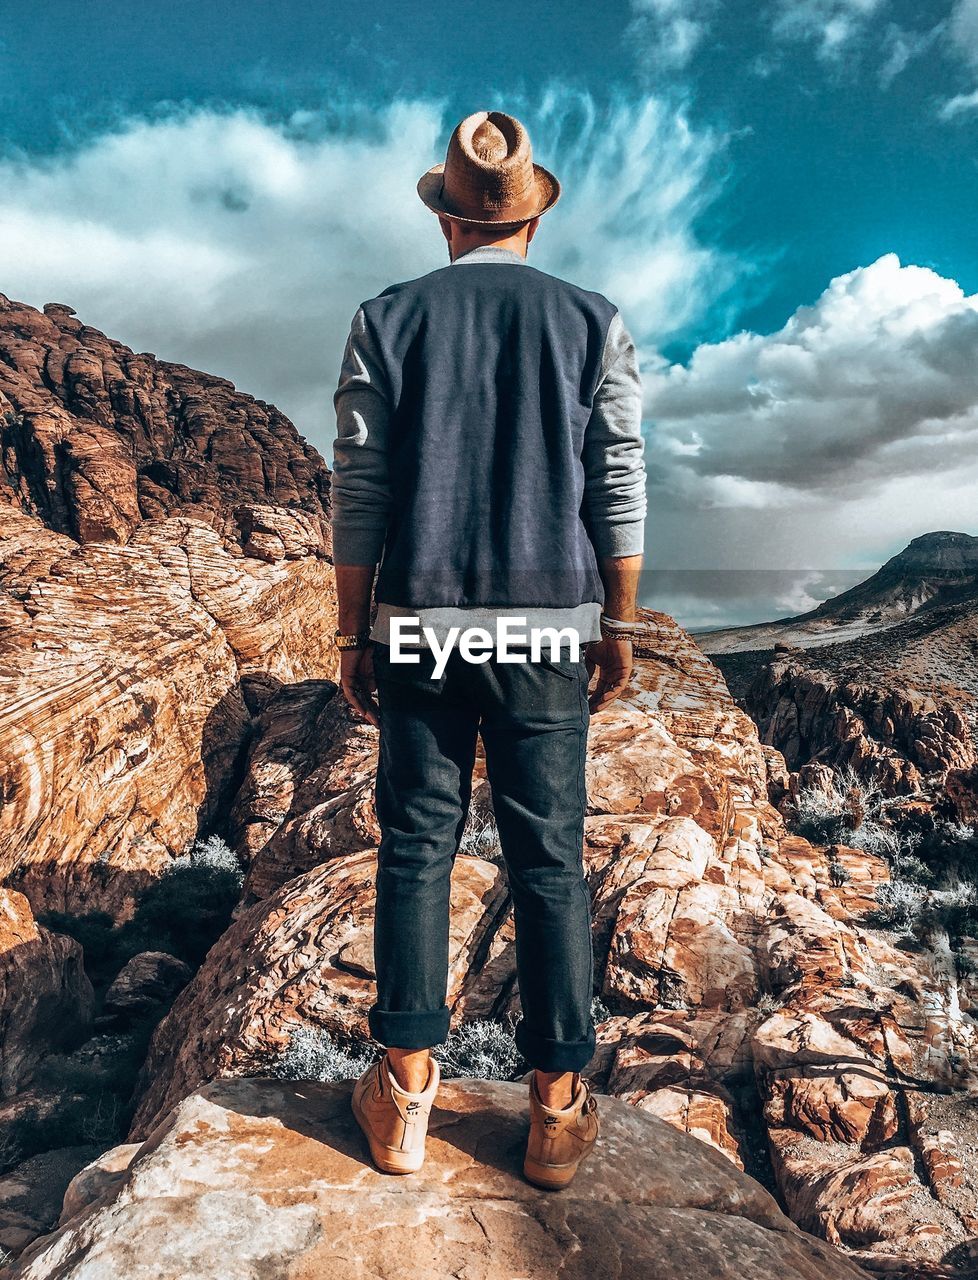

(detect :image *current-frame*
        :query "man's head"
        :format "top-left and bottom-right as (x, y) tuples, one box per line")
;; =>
(417, 111), (559, 260)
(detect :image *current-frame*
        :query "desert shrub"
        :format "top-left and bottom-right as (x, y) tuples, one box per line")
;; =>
(117, 835), (244, 966)
(917, 882), (978, 942)
(273, 1027), (379, 1083)
(867, 879), (978, 943)
(458, 802), (503, 863)
(39, 836), (245, 977)
(432, 1015), (525, 1080)
(891, 853), (936, 887)
(0, 1096), (112, 1175)
(912, 822), (978, 884)
(24, 1026), (157, 1156)
(590, 995), (612, 1024)
(791, 767), (912, 858)
(33, 1031), (150, 1098)
(827, 856), (851, 887)
(865, 880), (928, 930)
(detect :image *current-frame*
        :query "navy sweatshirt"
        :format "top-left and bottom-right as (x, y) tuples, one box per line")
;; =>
(331, 244), (647, 645)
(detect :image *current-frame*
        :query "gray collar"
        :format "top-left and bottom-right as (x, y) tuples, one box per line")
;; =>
(450, 245), (528, 267)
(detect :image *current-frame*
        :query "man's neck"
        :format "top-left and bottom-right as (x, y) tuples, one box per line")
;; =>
(450, 231), (528, 262)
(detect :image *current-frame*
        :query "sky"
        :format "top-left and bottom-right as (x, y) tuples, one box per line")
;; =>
(0, 0), (976, 628)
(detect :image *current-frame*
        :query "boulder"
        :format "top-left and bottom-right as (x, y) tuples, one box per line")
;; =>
(103, 953), (192, 1020)
(11, 1077), (869, 1280)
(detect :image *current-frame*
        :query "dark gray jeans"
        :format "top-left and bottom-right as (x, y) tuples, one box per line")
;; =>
(367, 638), (596, 1073)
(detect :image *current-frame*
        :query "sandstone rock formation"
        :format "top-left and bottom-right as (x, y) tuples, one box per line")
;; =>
(0, 296), (330, 548)
(0, 1146), (102, 1261)
(2, 296), (976, 1275)
(11, 1076), (870, 1280)
(127, 609), (978, 1274)
(0, 295), (340, 918)
(700, 534), (977, 816)
(746, 656), (976, 797)
(699, 531), (978, 656)
(0, 889), (93, 1097)
(0, 502), (338, 918)
(102, 952), (192, 1022)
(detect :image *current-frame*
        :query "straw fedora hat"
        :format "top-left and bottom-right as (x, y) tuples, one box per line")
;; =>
(417, 110), (561, 227)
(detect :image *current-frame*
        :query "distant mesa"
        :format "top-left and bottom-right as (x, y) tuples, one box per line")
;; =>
(696, 530), (978, 656)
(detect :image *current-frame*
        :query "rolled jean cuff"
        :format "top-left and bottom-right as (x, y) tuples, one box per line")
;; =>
(368, 1003), (452, 1049)
(515, 1019), (597, 1073)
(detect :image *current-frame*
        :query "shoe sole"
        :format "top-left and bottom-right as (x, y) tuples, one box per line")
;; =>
(523, 1146), (595, 1190)
(351, 1086), (426, 1175)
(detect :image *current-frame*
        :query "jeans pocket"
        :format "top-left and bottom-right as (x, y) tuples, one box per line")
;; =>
(537, 651), (584, 680)
(372, 642), (441, 685)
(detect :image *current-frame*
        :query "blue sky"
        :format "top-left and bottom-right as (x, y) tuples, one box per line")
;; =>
(1, 0), (976, 626)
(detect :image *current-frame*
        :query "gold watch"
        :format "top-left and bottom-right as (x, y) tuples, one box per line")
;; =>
(335, 629), (371, 651)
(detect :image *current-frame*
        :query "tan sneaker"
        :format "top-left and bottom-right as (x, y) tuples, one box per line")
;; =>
(351, 1052), (441, 1174)
(523, 1071), (600, 1190)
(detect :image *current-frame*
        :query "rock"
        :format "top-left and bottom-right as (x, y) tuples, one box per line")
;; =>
(127, 850), (509, 1137)
(0, 294), (330, 547)
(0, 1147), (100, 1259)
(122, 608), (978, 1272)
(10, 1076), (870, 1280)
(747, 662), (974, 795)
(0, 889), (94, 1096)
(773, 1141), (931, 1250)
(103, 953), (192, 1020)
(0, 293), (338, 918)
(602, 1008), (756, 1167)
(2, 293), (976, 1275)
(0, 500), (338, 918)
(228, 682), (377, 906)
(58, 1145), (141, 1227)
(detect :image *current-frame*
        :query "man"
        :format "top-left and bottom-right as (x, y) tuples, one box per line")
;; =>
(332, 110), (646, 1188)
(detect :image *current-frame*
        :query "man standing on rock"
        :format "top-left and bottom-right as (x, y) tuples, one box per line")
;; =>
(331, 110), (647, 1187)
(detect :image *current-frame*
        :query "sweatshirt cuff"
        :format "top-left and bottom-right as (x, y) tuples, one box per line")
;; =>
(331, 523), (388, 566)
(589, 519), (646, 558)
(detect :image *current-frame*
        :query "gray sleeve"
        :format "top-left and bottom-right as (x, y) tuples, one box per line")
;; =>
(580, 310), (648, 558)
(330, 306), (393, 566)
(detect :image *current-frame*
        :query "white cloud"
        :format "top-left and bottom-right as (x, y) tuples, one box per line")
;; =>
(628, 0), (715, 71)
(949, 0), (978, 66)
(0, 92), (736, 453)
(935, 0), (978, 123)
(878, 20), (944, 86)
(643, 254), (978, 599)
(772, 0), (886, 60)
(938, 87), (978, 117)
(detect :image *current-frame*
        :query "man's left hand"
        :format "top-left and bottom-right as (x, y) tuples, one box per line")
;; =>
(583, 636), (633, 715)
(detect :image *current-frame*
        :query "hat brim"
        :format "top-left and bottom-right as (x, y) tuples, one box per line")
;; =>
(416, 162), (561, 226)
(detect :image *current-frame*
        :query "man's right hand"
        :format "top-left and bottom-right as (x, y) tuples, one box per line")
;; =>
(583, 636), (633, 714)
(340, 646), (380, 729)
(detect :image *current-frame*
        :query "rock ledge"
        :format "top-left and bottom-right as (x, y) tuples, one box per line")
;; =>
(12, 1076), (868, 1280)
